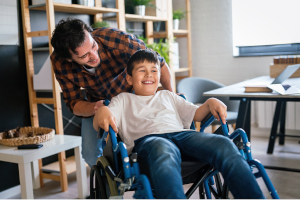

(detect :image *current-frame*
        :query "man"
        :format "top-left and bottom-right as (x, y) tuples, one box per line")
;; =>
(50, 18), (173, 167)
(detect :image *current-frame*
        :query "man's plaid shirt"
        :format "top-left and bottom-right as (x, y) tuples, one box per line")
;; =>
(51, 27), (166, 113)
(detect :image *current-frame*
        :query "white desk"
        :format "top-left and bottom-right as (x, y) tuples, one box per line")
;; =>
(204, 76), (300, 153)
(204, 76), (300, 174)
(0, 135), (88, 199)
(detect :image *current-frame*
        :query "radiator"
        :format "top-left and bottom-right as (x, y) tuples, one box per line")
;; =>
(254, 101), (300, 130)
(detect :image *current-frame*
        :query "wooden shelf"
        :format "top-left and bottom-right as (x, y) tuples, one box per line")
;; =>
(29, 3), (119, 15)
(27, 30), (48, 38)
(42, 155), (88, 174)
(173, 29), (188, 34)
(150, 29), (188, 39)
(125, 14), (168, 22)
(173, 29), (188, 38)
(174, 68), (190, 73)
(175, 75), (189, 80)
(31, 47), (49, 51)
(151, 31), (167, 38)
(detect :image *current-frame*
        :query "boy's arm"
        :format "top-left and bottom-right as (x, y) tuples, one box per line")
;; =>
(93, 106), (118, 133)
(193, 98), (227, 124)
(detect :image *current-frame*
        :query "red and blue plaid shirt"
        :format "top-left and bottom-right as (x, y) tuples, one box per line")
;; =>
(51, 27), (166, 113)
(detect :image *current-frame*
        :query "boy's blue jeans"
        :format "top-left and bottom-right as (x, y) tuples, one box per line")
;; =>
(133, 131), (265, 199)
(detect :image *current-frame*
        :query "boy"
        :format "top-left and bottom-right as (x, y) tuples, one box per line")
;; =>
(93, 50), (265, 199)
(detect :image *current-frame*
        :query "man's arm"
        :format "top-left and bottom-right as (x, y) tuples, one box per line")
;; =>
(194, 98), (227, 124)
(73, 100), (105, 117)
(160, 62), (174, 92)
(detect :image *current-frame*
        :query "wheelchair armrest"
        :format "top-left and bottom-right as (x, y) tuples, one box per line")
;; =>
(199, 113), (215, 132)
(200, 113), (229, 136)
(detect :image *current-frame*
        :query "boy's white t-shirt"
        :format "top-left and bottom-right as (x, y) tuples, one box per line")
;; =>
(108, 90), (199, 153)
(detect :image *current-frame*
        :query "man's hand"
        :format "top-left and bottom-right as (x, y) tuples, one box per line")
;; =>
(207, 98), (227, 124)
(177, 93), (186, 99)
(93, 106), (118, 133)
(93, 100), (105, 114)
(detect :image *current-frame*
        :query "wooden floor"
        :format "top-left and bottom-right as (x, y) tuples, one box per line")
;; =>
(9, 126), (300, 199)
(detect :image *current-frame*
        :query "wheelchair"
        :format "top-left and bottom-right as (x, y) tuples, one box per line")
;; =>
(90, 98), (280, 199)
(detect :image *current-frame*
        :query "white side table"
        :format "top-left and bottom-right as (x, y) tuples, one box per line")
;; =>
(0, 135), (88, 199)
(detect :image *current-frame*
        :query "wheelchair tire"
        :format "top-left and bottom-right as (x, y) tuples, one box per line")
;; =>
(96, 156), (119, 198)
(90, 165), (107, 199)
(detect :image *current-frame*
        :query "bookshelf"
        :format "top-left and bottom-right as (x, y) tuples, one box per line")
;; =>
(20, 0), (124, 191)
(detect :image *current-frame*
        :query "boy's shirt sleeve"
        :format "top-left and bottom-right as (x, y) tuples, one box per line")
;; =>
(168, 92), (199, 129)
(108, 94), (123, 128)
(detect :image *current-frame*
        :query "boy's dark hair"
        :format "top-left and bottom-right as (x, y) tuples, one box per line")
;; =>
(51, 18), (93, 59)
(127, 49), (160, 76)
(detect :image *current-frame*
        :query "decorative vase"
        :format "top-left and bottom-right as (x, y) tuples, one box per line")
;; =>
(173, 19), (179, 30)
(134, 5), (146, 16)
(77, 0), (94, 7)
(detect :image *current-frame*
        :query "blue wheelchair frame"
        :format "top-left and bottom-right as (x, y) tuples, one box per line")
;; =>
(94, 98), (280, 199)
(201, 116), (280, 199)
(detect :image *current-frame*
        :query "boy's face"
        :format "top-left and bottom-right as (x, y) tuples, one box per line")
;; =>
(126, 60), (160, 96)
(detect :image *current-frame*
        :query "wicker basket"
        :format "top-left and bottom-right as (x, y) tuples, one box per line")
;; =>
(0, 127), (55, 147)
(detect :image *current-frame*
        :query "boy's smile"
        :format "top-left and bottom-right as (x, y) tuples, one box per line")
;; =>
(126, 60), (160, 96)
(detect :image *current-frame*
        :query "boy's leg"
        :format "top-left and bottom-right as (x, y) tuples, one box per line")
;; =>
(134, 136), (187, 199)
(81, 117), (103, 167)
(167, 131), (265, 199)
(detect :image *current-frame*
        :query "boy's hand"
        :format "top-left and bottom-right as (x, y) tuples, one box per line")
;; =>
(207, 98), (227, 124)
(93, 106), (118, 133)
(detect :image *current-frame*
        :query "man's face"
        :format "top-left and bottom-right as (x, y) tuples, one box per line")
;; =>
(126, 60), (160, 96)
(67, 30), (100, 67)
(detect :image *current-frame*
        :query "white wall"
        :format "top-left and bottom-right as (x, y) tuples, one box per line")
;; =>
(174, 0), (273, 85)
(0, 0), (18, 45)
(173, 0), (300, 130)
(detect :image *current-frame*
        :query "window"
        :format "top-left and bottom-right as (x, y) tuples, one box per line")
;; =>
(232, 0), (300, 56)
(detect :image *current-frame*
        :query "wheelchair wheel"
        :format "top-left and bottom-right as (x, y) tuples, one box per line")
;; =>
(96, 156), (119, 198)
(90, 165), (106, 199)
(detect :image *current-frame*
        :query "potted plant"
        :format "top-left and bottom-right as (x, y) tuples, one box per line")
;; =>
(91, 21), (110, 29)
(137, 36), (173, 65)
(127, 0), (155, 16)
(173, 9), (186, 30)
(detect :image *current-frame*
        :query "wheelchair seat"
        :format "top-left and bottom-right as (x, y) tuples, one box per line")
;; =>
(102, 133), (209, 185)
(99, 129), (212, 198)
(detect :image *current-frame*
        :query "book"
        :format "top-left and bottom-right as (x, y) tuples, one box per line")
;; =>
(245, 84), (300, 94)
(244, 85), (272, 93)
